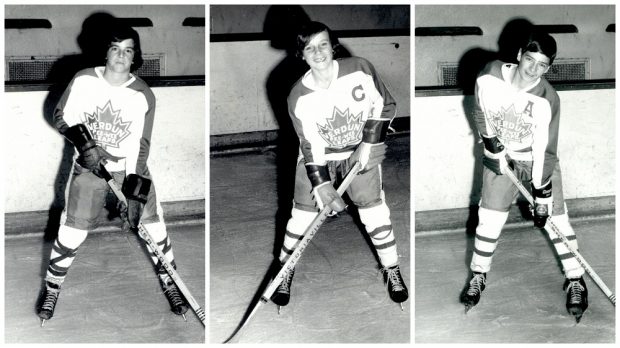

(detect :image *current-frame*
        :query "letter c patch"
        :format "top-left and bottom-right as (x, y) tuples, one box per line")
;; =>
(352, 85), (365, 101)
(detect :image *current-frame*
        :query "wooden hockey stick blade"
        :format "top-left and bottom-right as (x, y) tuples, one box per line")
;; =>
(503, 168), (616, 305)
(223, 297), (266, 343)
(101, 165), (207, 325)
(223, 162), (362, 343)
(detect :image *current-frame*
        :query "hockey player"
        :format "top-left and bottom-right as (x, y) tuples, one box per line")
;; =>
(272, 21), (408, 310)
(461, 29), (588, 322)
(37, 22), (189, 325)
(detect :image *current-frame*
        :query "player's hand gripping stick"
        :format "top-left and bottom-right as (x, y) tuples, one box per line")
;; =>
(502, 166), (615, 306)
(99, 164), (207, 326)
(224, 161), (363, 343)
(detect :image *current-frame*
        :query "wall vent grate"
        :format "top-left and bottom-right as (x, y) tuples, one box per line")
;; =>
(6, 54), (165, 81)
(438, 58), (590, 86)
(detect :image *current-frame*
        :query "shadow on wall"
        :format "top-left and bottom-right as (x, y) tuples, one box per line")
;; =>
(456, 18), (537, 271)
(263, 5), (352, 259)
(41, 12), (119, 242)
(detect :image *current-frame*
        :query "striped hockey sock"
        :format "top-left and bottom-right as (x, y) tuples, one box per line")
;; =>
(279, 208), (318, 263)
(470, 207), (509, 273)
(548, 212), (585, 279)
(359, 201), (398, 267)
(45, 224), (88, 284)
(141, 221), (177, 272)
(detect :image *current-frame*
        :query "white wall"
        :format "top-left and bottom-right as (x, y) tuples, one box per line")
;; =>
(413, 88), (614, 211)
(4, 86), (205, 213)
(211, 5), (410, 34)
(5, 4), (205, 76)
(415, 5), (615, 86)
(210, 36), (410, 135)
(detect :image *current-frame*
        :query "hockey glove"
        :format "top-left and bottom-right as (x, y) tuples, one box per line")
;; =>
(79, 146), (122, 177)
(119, 174), (152, 229)
(482, 136), (508, 175)
(532, 181), (552, 228)
(313, 182), (346, 212)
(351, 119), (390, 172)
(350, 142), (387, 172)
(306, 164), (345, 212)
(64, 124), (120, 177)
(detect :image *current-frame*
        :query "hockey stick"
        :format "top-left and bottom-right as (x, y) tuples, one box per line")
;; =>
(223, 161), (362, 343)
(100, 165), (207, 326)
(503, 167), (616, 306)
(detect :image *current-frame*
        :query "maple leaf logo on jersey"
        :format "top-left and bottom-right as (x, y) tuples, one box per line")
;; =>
(84, 101), (131, 149)
(489, 105), (533, 142)
(317, 107), (364, 148)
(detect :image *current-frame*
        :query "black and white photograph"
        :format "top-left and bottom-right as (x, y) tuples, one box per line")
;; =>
(209, 4), (411, 343)
(4, 4), (206, 343)
(4, 1), (620, 346)
(414, 4), (615, 343)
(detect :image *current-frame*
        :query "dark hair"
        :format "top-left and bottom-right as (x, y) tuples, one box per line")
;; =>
(295, 21), (341, 59)
(108, 21), (143, 71)
(521, 29), (557, 64)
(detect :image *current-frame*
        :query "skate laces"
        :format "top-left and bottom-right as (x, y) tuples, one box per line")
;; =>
(384, 266), (404, 291)
(467, 273), (485, 296)
(41, 286), (60, 312)
(278, 268), (294, 292)
(163, 282), (185, 308)
(567, 280), (584, 304)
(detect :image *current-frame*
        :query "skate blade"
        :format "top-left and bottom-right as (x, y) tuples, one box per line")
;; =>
(277, 305), (281, 315)
(399, 303), (404, 311)
(464, 304), (474, 314)
(182, 313), (187, 322)
(569, 309), (584, 323)
(40, 319), (46, 327)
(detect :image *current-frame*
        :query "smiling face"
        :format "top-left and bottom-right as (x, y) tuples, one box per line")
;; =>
(105, 39), (135, 74)
(515, 49), (551, 86)
(301, 30), (333, 71)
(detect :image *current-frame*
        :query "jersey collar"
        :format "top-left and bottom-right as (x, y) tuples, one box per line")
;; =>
(302, 60), (339, 91)
(95, 66), (136, 88)
(501, 63), (540, 92)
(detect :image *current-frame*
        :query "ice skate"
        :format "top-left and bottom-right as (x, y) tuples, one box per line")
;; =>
(160, 275), (189, 320)
(38, 281), (61, 327)
(461, 272), (486, 313)
(564, 277), (588, 323)
(271, 265), (295, 314)
(382, 264), (408, 310)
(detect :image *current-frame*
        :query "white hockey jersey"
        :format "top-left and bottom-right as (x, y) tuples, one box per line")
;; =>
(474, 60), (560, 187)
(54, 67), (156, 176)
(287, 57), (396, 165)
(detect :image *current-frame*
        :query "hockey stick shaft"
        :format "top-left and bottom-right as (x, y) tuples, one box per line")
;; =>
(224, 161), (362, 343)
(503, 168), (615, 305)
(102, 166), (207, 325)
(261, 161), (362, 301)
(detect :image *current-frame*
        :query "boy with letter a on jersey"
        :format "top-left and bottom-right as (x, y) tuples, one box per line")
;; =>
(37, 22), (189, 325)
(272, 21), (408, 311)
(461, 29), (588, 322)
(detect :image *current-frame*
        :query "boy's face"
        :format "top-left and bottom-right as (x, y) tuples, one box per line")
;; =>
(516, 49), (551, 83)
(301, 30), (333, 71)
(106, 39), (135, 74)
